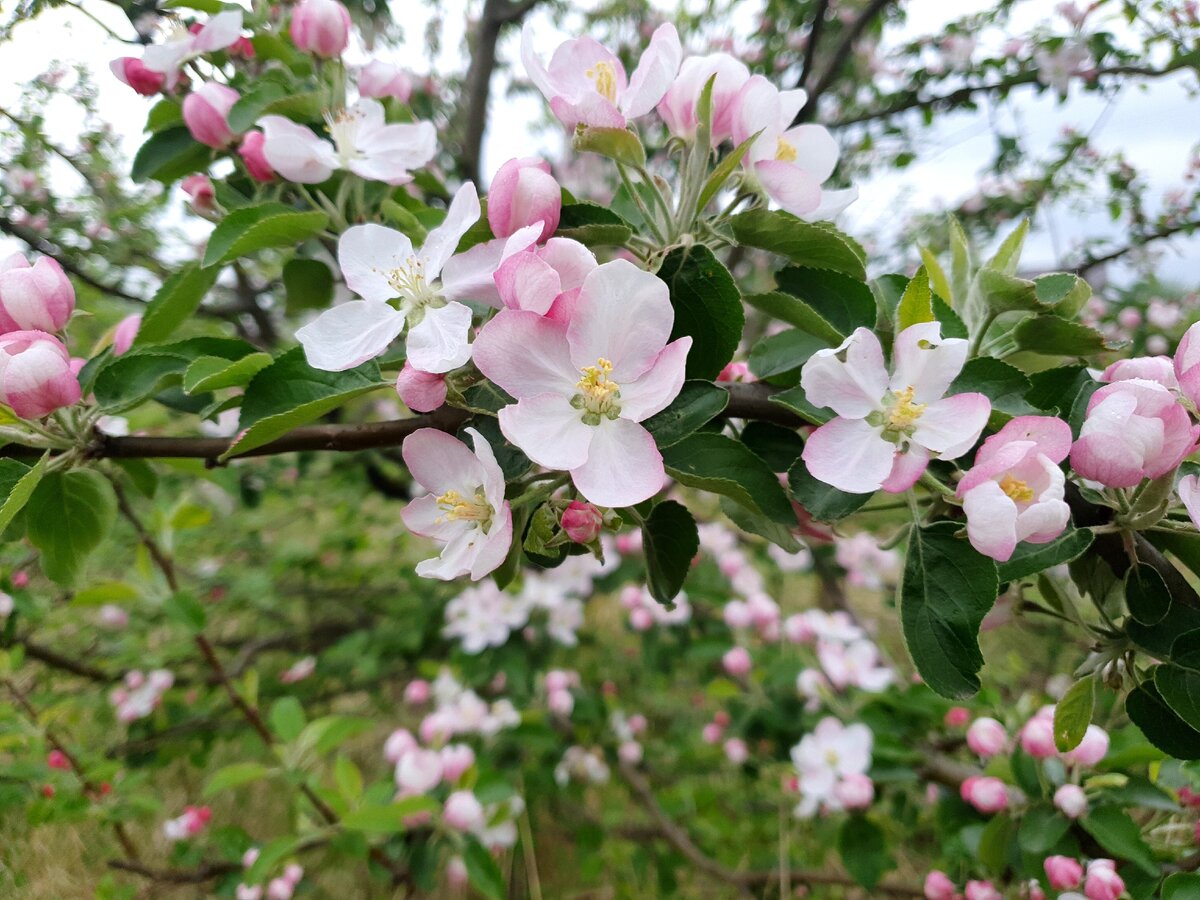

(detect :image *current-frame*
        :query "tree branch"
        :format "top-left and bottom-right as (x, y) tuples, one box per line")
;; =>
(797, 0), (895, 123)
(796, 0), (831, 96)
(1073, 217), (1200, 275)
(0, 212), (143, 304)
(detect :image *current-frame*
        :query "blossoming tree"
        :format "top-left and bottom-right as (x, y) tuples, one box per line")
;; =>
(0, 0), (1199, 896)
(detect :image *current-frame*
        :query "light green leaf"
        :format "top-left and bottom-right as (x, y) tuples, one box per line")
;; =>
(1054, 677), (1095, 752)
(183, 353), (274, 395)
(897, 265), (934, 331)
(0, 455), (46, 534)
(203, 762), (271, 798)
(203, 203), (329, 268)
(730, 209), (867, 280)
(135, 264), (221, 345)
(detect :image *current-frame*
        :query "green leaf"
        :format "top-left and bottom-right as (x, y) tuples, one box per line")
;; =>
(203, 762), (270, 799)
(572, 125), (646, 167)
(301, 715), (376, 755)
(1126, 564), (1171, 626)
(1014, 315), (1121, 357)
(977, 814), (1014, 875)
(696, 133), (757, 213)
(1080, 806), (1159, 876)
(1163, 873), (1200, 899)
(661, 433), (794, 524)
(1054, 677), (1095, 752)
(555, 202), (634, 247)
(463, 838), (506, 900)
(985, 218), (1029, 274)
(183, 353), (274, 394)
(226, 77), (293, 133)
(744, 291), (842, 345)
(642, 381), (728, 448)
(658, 244), (743, 380)
(996, 527), (1093, 583)
(243, 837), (302, 886)
(1125, 679), (1200, 760)
(973, 267), (1043, 314)
(934, 295), (968, 339)
(269, 697), (306, 742)
(740, 421), (805, 472)
(164, 591), (207, 632)
(1035, 272), (1091, 317)
(26, 470), (116, 587)
(202, 203), (329, 268)
(900, 522), (999, 698)
(1171, 629), (1200, 670)
(341, 796), (440, 833)
(93, 338), (257, 413)
(837, 815), (892, 889)
(949, 357), (1035, 420)
(641, 500), (699, 605)
(918, 246), (952, 305)
(135, 264), (221, 345)
(948, 214), (972, 307)
(282, 258), (335, 313)
(0, 455), (45, 535)
(897, 265), (934, 330)
(334, 756), (363, 800)
(223, 348), (383, 460)
(776, 266), (877, 337)
(719, 497), (803, 553)
(730, 209), (867, 280)
(144, 99), (182, 134)
(70, 581), (139, 608)
(1155, 665), (1200, 733)
(748, 329), (829, 381)
(788, 458), (869, 522)
(770, 383), (834, 425)
(1018, 805), (1070, 854)
(130, 127), (210, 184)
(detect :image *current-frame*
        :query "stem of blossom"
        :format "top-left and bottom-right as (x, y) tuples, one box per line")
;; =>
(516, 790), (544, 900)
(905, 489), (922, 523)
(919, 472), (957, 502)
(634, 164), (674, 230)
(967, 310), (999, 358)
(615, 163), (666, 243)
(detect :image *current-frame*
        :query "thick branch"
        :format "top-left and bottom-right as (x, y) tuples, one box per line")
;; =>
(0, 212), (143, 303)
(108, 858), (239, 884)
(795, 0), (831, 96)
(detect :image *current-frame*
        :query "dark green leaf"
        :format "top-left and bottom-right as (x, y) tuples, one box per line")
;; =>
(555, 202), (633, 247)
(227, 77), (292, 133)
(1126, 564), (1171, 625)
(743, 291), (842, 345)
(93, 338), (256, 413)
(730, 209), (867, 279)
(996, 527), (1093, 583)
(1014, 315), (1121, 356)
(837, 815), (893, 889)
(1035, 272), (1091, 316)
(1054, 677), (1095, 752)
(659, 245), (743, 380)
(1080, 806), (1159, 876)
(203, 203), (329, 268)
(719, 496), (803, 553)
(661, 433), (794, 524)
(770, 384), (834, 425)
(788, 458), (869, 522)
(642, 381), (728, 448)
(949, 357), (1035, 419)
(1018, 806), (1070, 854)
(1125, 679), (1200, 760)
(740, 422), (804, 472)
(1155, 665), (1200, 733)
(748, 329), (830, 381)
(1163, 873), (1200, 899)
(1171, 629), (1200, 670)
(131, 127), (210, 184)
(282, 258), (335, 313)
(776, 266), (876, 337)
(641, 501), (699, 604)
(977, 814), (1014, 875)
(135, 264), (221, 345)
(26, 470), (117, 587)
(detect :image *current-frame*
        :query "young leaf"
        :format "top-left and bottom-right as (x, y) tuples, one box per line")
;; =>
(1054, 677), (1095, 752)
(26, 470), (117, 587)
(641, 500), (699, 604)
(1014, 316), (1122, 356)
(203, 203), (329, 268)
(896, 265), (934, 331)
(135, 263), (221, 345)
(269, 696), (306, 742)
(658, 244), (743, 380)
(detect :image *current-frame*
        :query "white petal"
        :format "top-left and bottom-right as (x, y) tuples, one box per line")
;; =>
(570, 417), (665, 507)
(338, 224), (415, 303)
(295, 300), (405, 370)
(800, 327), (888, 419)
(801, 417), (895, 494)
(192, 9), (243, 52)
(567, 259), (673, 382)
(621, 23), (682, 119)
(890, 322), (968, 404)
(618, 337), (691, 422)
(406, 302), (474, 374)
(259, 115), (338, 184)
(420, 183), (481, 276)
(498, 394), (593, 470)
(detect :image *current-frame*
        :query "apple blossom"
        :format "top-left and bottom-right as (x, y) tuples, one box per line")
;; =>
(0, 331), (81, 419)
(924, 870), (958, 900)
(181, 174), (216, 212)
(957, 415), (1073, 562)
(1083, 859), (1124, 900)
(1102, 355), (1177, 389)
(395, 747), (443, 793)
(109, 57), (165, 96)
(1020, 710), (1058, 758)
(297, 183), (485, 373)
(384, 728), (418, 764)
(399, 427), (513, 581)
(562, 500), (603, 544)
(473, 259), (691, 507)
(182, 82), (239, 149)
(395, 363), (447, 412)
(279, 656), (315, 684)
(440, 744), (475, 782)
(817, 639), (894, 692)
(618, 740), (644, 764)
(731, 75), (858, 220)
(1046, 856), (1084, 890)
(960, 775), (1008, 813)
(658, 52), (751, 143)
(265, 878), (294, 900)
(443, 790), (486, 832)
(722, 646), (752, 677)
(801, 323), (990, 493)
(238, 132), (275, 182)
(488, 157), (561, 243)
(966, 717), (1007, 758)
(724, 738), (749, 764)
(702, 722), (724, 744)
(1070, 379), (1196, 487)
(97, 604), (129, 630)
(1175, 320), (1200, 407)
(404, 679), (431, 705)
(290, 0), (351, 58)
(112, 314), (141, 355)
(446, 856), (469, 888)
(1064, 724), (1109, 767)
(1055, 783), (1089, 818)
(0, 253), (75, 332)
(548, 688), (575, 716)
(358, 60), (414, 101)
(965, 881), (1002, 900)
(833, 772), (874, 810)
(163, 805), (211, 841)
(127, 9), (244, 88)
(259, 99), (436, 185)
(790, 717), (873, 817)
(521, 22), (682, 129)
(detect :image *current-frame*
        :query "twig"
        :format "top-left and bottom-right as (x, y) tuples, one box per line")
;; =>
(797, 0), (896, 123)
(1073, 218), (1200, 275)
(796, 0), (831, 96)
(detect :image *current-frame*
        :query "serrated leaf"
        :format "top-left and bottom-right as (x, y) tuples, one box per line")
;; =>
(135, 264), (221, 345)
(1155, 665), (1200, 734)
(1014, 315), (1121, 357)
(661, 433), (794, 524)
(788, 459), (869, 522)
(203, 203), (329, 268)
(918, 246), (952, 305)
(93, 338), (257, 413)
(659, 244), (742, 380)
(985, 218), (1029, 274)
(641, 500), (699, 604)
(996, 527), (1093, 583)
(1054, 677), (1095, 752)
(897, 265), (934, 330)
(131, 127), (210, 184)
(775, 266), (876, 337)
(770, 383), (834, 425)
(744, 291), (842, 345)
(0, 455), (45, 534)
(183, 353), (273, 394)
(730, 209), (867, 280)
(26, 470), (116, 587)
(949, 357), (1035, 422)
(642, 380), (728, 448)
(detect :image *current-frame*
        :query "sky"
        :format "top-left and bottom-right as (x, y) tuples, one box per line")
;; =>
(0, 0), (1196, 288)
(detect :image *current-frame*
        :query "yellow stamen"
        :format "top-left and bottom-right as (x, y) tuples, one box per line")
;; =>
(775, 137), (798, 162)
(824, 749), (840, 766)
(586, 61), (618, 103)
(435, 488), (492, 524)
(886, 386), (927, 431)
(575, 357), (621, 420)
(999, 475), (1034, 503)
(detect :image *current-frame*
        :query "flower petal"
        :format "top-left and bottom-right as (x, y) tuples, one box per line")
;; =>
(618, 337), (692, 421)
(470, 504), (513, 580)
(754, 160), (823, 217)
(400, 493), (462, 541)
(912, 393), (991, 459)
(295, 300), (405, 371)
(258, 115), (338, 184)
(338, 223), (415, 303)
(800, 327), (888, 419)
(539, 238), (597, 293)
(778, 124), (839, 182)
(567, 259), (672, 382)
(440, 225), (542, 306)
(890, 322), (968, 404)
(962, 481), (1019, 561)
(494, 251), (562, 314)
(498, 393), (593, 470)
(191, 9), (243, 52)
(570, 417), (665, 507)
(803, 187), (858, 222)
(406, 302), (474, 374)
(420, 182), (481, 276)
(881, 445), (929, 493)
(621, 23), (682, 119)
(401, 427), (485, 495)
(464, 426), (507, 511)
(802, 417), (896, 494)
(472, 309), (576, 398)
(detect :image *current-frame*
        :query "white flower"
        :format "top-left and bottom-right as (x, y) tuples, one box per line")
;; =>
(790, 718), (873, 818)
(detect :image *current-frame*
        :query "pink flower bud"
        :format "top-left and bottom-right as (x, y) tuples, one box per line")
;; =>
(966, 717), (1007, 758)
(289, 0), (352, 58)
(383, 728), (418, 764)
(627, 714), (647, 734)
(783, 613), (815, 644)
(1044, 855), (1083, 890)
(446, 856), (469, 888)
(1064, 724), (1109, 767)
(722, 646), (752, 677)
(924, 870), (957, 900)
(182, 174), (216, 212)
(548, 688), (574, 717)
(238, 132), (276, 182)
(283, 864), (303, 885)
(717, 360), (754, 382)
(960, 775), (1008, 814)
(358, 60), (414, 102)
(544, 670), (573, 692)
(943, 706), (969, 728)
(701, 722), (723, 744)
(629, 607), (653, 631)
(1084, 859), (1124, 900)
(112, 314), (141, 355)
(0, 254), (76, 332)
(561, 500), (603, 544)
(1026, 881), (1046, 900)
(723, 737), (748, 764)
(440, 744), (475, 782)
(723, 600), (753, 630)
(404, 679), (430, 705)
(0, 331), (80, 419)
(1053, 783), (1088, 818)
(395, 363), (447, 412)
(965, 881), (1002, 900)
(618, 740), (643, 764)
(47, 749), (70, 771)
(11, 571), (28, 589)
(395, 748), (443, 793)
(183, 83), (239, 148)
(443, 790), (485, 832)
(487, 157), (561, 243)
(834, 773), (874, 810)
(242, 848), (260, 869)
(110, 57), (165, 96)
(1020, 716), (1058, 759)
(266, 877), (294, 900)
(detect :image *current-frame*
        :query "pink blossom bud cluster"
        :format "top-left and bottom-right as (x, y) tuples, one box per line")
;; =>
(611, 710), (647, 765)
(1019, 705), (1109, 767)
(960, 775), (1009, 814)
(544, 668), (580, 717)
(620, 584), (692, 631)
(109, 669), (174, 722)
(237, 848), (304, 900)
(162, 804), (212, 841)
(413, 671), (520, 742)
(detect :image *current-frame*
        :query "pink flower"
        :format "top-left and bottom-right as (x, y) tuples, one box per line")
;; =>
(488, 157), (561, 244)
(47, 750), (70, 771)
(817, 639), (893, 691)
(960, 775), (1008, 813)
(1070, 379), (1197, 488)
(259, 99), (435, 185)
(1054, 783), (1088, 818)
(183, 83), (239, 148)
(181, 174), (216, 212)
(473, 259), (691, 508)
(833, 773), (874, 810)
(266, 878), (294, 900)
(109, 57), (165, 96)
(125, 9), (243, 88)
(399, 428), (513, 581)
(492, 238), (597, 316)
(723, 737), (749, 764)
(443, 790), (485, 831)
(395, 364), (447, 412)
(618, 740), (643, 764)
(658, 52), (751, 143)
(1083, 859), (1124, 900)
(957, 415), (1072, 561)
(1064, 724), (1109, 767)
(238, 132), (276, 182)
(279, 656), (315, 684)
(112, 314), (141, 355)
(966, 717), (1008, 758)
(395, 747), (443, 793)
(0, 254), (76, 332)
(358, 60), (414, 101)
(521, 21), (682, 129)
(0, 331), (81, 419)
(1020, 710), (1058, 758)
(801, 323), (990, 493)
(548, 688), (574, 716)
(1102, 355), (1177, 389)
(562, 500), (603, 543)
(383, 728), (418, 764)
(404, 679), (431, 705)
(722, 646), (752, 677)
(732, 75), (857, 220)
(944, 707), (969, 728)
(290, 0), (352, 58)
(1045, 855), (1084, 890)
(1176, 321), (1200, 406)
(440, 744), (475, 781)
(296, 183), (481, 373)
(702, 722), (723, 744)
(924, 870), (958, 900)
(965, 881), (1002, 900)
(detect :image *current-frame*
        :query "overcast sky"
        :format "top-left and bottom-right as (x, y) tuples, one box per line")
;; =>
(1, 0), (1196, 288)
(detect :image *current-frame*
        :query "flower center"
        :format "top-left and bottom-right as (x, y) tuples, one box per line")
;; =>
(586, 61), (618, 103)
(824, 749), (840, 767)
(571, 357), (621, 425)
(379, 256), (440, 310)
(883, 386), (926, 435)
(999, 474), (1034, 503)
(325, 109), (365, 166)
(436, 488), (493, 528)
(775, 137), (798, 162)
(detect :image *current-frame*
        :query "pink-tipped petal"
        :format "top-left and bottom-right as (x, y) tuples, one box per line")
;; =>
(800, 327), (888, 419)
(913, 393), (991, 459)
(471, 309), (576, 398)
(618, 337), (692, 422)
(802, 417), (896, 494)
(570, 418), (665, 507)
(962, 481), (1020, 561)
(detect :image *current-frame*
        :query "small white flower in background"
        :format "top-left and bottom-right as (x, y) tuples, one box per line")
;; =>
(555, 746), (611, 786)
(790, 717), (873, 818)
